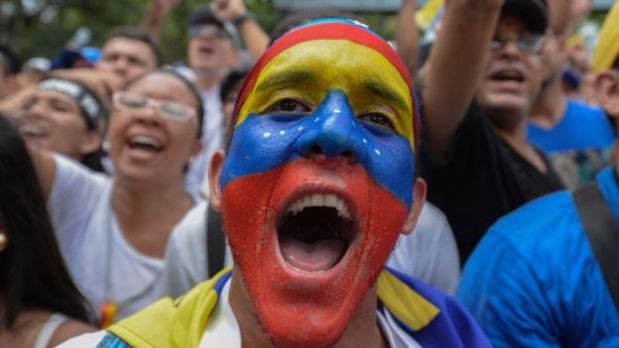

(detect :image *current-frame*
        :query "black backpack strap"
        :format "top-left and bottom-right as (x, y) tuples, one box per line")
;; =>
(206, 205), (225, 278)
(573, 182), (619, 310)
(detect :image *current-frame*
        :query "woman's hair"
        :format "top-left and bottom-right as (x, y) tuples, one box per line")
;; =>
(0, 115), (92, 329)
(125, 68), (205, 139)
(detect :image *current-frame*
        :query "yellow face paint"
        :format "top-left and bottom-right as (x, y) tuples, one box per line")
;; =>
(236, 40), (415, 145)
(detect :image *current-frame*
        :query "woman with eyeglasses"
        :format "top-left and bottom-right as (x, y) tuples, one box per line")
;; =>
(30, 69), (204, 326)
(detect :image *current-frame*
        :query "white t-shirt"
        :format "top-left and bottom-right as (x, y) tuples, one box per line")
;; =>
(185, 86), (224, 199)
(163, 201), (460, 298)
(49, 155), (168, 321)
(387, 202), (461, 294)
(60, 275), (422, 348)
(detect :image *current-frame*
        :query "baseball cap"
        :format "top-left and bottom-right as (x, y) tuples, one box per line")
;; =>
(502, 0), (548, 35)
(188, 6), (241, 47)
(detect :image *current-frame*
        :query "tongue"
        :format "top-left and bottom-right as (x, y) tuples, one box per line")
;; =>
(280, 235), (345, 272)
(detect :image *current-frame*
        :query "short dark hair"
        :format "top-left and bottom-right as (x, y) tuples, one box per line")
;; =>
(0, 115), (93, 328)
(220, 69), (247, 105)
(126, 68), (205, 139)
(0, 45), (19, 77)
(104, 26), (163, 67)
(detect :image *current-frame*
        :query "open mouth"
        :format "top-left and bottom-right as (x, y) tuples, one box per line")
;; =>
(127, 135), (163, 153)
(19, 124), (46, 138)
(277, 193), (355, 273)
(490, 69), (525, 82)
(198, 46), (215, 55)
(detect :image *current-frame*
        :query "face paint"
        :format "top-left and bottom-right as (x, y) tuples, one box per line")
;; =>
(220, 20), (418, 347)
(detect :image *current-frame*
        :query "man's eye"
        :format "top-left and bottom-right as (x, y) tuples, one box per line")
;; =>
(266, 98), (311, 114)
(359, 113), (396, 132)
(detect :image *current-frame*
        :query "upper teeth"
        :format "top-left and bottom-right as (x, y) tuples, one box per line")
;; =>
(287, 193), (352, 220)
(131, 135), (161, 148)
(20, 124), (43, 136)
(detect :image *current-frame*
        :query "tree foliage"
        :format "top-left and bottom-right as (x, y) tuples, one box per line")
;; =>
(0, 0), (399, 66)
(0, 0), (285, 65)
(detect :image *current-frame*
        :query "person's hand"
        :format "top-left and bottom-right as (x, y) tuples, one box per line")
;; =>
(154, 0), (182, 14)
(50, 69), (123, 102)
(210, 0), (248, 22)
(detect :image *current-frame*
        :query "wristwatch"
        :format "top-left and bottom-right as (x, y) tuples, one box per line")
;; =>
(232, 11), (255, 26)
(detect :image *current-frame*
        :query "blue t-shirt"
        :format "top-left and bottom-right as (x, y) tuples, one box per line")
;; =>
(457, 167), (619, 348)
(528, 99), (615, 188)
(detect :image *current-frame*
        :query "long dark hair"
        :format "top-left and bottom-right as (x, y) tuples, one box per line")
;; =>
(0, 115), (93, 329)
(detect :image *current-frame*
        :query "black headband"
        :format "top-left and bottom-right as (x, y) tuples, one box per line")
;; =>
(38, 78), (105, 130)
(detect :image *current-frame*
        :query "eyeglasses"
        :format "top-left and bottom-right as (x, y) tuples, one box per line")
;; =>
(113, 92), (196, 122)
(490, 34), (544, 54)
(188, 25), (230, 39)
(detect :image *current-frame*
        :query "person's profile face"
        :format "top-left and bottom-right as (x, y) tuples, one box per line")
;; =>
(477, 14), (546, 114)
(19, 90), (95, 160)
(217, 28), (416, 347)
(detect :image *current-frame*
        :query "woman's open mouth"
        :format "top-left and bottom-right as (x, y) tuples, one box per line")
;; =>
(277, 193), (356, 273)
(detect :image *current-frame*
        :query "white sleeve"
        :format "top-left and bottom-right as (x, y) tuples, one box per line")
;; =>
(386, 202), (461, 294)
(47, 154), (109, 254)
(163, 202), (209, 297)
(56, 331), (107, 347)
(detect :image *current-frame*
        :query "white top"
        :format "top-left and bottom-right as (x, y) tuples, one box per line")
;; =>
(49, 155), (171, 321)
(163, 201), (460, 298)
(387, 202), (461, 294)
(60, 276), (421, 348)
(185, 86), (224, 199)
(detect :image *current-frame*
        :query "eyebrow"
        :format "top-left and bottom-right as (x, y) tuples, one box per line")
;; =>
(256, 69), (317, 92)
(362, 77), (410, 115)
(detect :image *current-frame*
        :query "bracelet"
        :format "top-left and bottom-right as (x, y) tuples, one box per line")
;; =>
(232, 11), (255, 26)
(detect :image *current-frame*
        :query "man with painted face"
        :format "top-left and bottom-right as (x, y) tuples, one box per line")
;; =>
(61, 19), (490, 348)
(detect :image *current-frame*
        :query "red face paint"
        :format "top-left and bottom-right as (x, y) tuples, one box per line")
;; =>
(221, 158), (408, 347)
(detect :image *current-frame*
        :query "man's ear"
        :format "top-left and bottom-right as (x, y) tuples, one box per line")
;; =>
(402, 178), (427, 235)
(208, 150), (226, 212)
(79, 129), (103, 155)
(594, 70), (619, 117)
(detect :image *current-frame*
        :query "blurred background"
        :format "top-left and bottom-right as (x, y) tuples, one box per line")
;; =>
(0, 0), (614, 65)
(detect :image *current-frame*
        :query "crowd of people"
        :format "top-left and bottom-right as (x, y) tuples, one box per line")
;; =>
(0, 0), (617, 346)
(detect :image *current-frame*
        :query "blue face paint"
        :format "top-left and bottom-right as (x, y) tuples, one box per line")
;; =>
(221, 90), (415, 207)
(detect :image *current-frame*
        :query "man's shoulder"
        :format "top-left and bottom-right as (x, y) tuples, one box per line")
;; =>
(492, 189), (578, 237)
(380, 269), (492, 347)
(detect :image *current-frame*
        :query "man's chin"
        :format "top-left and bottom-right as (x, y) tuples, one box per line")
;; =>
(242, 255), (375, 348)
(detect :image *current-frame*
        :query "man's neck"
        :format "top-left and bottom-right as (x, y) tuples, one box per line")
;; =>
(529, 74), (567, 128)
(494, 119), (548, 174)
(229, 274), (388, 348)
(194, 69), (223, 92)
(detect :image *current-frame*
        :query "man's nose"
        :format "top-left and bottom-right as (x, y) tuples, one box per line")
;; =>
(113, 57), (129, 71)
(294, 90), (365, 164)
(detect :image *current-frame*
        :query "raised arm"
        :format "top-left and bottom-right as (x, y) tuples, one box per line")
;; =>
(422, 0), (503, 159)
(211, 0), (270, 62)
(395, 0), (419, 75)
(142, 0), (182, 43)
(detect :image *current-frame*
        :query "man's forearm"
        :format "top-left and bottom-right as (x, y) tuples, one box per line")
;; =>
(422, 0), (503, 159)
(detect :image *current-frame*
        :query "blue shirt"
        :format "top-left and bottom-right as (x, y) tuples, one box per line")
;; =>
(528, 99), (615, 152)
(457, 167), (619, 348)
(528, 100), (615, 188)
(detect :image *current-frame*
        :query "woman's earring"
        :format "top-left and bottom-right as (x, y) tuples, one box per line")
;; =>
(0, 232), (8, 252)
